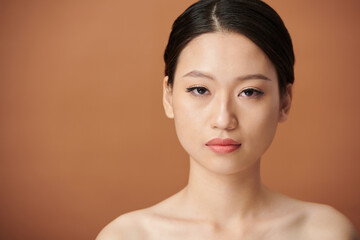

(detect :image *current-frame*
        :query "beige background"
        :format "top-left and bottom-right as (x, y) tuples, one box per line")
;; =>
(0, 0), (359, 239)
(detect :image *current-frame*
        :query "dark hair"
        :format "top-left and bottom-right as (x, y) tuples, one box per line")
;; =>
(164, 0), (294, 97)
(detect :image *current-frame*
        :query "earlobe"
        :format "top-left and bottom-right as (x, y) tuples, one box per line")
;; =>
(279, 84), (293, 122)
(162, 76), (174, 119)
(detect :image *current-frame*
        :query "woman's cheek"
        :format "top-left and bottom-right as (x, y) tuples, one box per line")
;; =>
(250, 106), (279, 150)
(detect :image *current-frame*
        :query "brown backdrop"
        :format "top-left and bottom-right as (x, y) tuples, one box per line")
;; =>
(0, 0), (359, 239)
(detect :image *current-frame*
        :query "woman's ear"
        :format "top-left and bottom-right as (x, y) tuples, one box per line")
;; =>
(279, 84), (293, 122)
(162, 76), (174, 119)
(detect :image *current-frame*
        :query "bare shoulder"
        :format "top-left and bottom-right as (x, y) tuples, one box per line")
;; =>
(95, 209), (151, 240)
(301, 202), (359, 240)
(267, 191), (358, 239)
(95, 190), (186, 240)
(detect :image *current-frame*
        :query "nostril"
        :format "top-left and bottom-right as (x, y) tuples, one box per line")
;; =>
(211, 113), (238, 130)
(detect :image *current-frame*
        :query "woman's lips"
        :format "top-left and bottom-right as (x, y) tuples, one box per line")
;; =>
(205, 138), (241, 153)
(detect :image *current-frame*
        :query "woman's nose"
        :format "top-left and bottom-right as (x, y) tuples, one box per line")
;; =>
(210, 95), (238, 130)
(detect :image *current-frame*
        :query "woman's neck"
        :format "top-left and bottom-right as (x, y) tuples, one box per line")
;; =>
(181, 157), (267, 227)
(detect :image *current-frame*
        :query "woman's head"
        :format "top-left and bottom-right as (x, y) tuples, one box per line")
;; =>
(164, 0), (294, 98)
(162, 0), (294, 174)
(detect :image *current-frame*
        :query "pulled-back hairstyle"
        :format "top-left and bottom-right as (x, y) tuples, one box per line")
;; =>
(164, 0), (294, 97)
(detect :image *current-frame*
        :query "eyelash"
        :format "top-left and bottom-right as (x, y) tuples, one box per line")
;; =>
(238, 88), (264, 98)
(186, 86), (210, 96)
(186, 86), (264, 98)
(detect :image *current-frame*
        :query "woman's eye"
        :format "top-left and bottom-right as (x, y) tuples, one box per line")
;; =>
(186, 87), (210, 96)
(239, 88), (264, 98)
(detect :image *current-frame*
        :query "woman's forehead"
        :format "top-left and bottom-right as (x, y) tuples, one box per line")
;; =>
(175, 32), (276, 81)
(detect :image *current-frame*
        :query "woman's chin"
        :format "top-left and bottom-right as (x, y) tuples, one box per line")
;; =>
(190, 155), (260, 176)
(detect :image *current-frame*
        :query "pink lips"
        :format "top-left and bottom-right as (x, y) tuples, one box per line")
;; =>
(205, 138), (241, 154)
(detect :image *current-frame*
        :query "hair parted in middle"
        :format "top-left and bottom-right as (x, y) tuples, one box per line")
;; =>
(164, 0), (295, 97)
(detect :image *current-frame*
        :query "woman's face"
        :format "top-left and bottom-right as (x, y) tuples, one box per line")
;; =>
(163, 32), (291, 175)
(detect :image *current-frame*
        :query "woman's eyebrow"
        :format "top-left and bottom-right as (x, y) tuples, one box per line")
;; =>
(182, 70), (214, 80)
(238, 74), (272, 81)
(182, 70), (272, 81)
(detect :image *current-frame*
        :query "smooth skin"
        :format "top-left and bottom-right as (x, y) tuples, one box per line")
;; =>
(96, 32), (358, 240)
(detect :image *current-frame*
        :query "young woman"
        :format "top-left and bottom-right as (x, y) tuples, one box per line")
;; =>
(97, 0), (358, 239)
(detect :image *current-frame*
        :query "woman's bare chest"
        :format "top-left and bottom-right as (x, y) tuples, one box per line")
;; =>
(141, 217), (306, 240)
